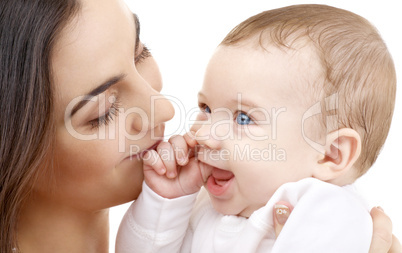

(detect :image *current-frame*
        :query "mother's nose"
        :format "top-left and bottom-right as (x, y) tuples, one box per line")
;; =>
(150, 90), (175, 128)
(126, 84), (174, 133)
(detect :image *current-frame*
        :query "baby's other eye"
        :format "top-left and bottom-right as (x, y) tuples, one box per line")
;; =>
(199, 103), (211, 113)
(235, 112), (254, 125)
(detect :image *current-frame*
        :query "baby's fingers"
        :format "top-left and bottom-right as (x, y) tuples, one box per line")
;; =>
(169, 135), (189, 166)
(183, 131), (198, 148)
(143, 150), (166, 175)
(157, 142), (177, 178)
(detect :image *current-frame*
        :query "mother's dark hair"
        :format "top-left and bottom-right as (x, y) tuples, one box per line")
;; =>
(0, 0), (80, 251)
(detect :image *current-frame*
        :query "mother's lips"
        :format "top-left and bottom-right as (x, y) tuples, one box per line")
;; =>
(126, 140), (162, 160)
(146, 141), (162, 153)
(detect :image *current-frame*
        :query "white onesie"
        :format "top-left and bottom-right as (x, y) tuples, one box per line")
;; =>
(116, 178), (372, 253)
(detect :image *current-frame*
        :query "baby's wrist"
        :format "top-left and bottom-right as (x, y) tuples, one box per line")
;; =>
(144, 180), (199, 200)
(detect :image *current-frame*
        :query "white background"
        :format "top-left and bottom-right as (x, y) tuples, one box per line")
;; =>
(110, 1), (401, 251)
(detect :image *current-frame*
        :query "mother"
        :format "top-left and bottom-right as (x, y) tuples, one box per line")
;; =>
(0, 0), (398, 252)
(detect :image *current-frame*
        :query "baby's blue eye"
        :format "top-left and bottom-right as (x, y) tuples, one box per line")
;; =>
(236, 112), (254, 125)
(205, 106), (211, 113)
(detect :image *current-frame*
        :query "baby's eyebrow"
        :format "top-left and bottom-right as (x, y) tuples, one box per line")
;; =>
(230, 97), (260, 109)
(197, 92), (206, 100)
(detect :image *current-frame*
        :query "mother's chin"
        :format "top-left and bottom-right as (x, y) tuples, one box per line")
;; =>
(108, 157), (145, 208)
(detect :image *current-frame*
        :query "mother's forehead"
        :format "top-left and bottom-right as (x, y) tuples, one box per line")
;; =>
(51, 0), (136, 109)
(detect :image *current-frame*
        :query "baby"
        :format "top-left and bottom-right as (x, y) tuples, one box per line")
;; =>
(116, 4), (396, 253)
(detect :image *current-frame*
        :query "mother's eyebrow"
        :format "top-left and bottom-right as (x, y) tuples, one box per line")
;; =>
(69, 73), (126, 117)
(69, 14), (138, 118)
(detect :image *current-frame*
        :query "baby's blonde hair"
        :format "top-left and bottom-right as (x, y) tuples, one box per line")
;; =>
(221, 4), (396, 176)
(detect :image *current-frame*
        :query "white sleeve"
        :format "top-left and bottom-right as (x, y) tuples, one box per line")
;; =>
(115, 181), (198, 253)
(270, 179), (372, 253)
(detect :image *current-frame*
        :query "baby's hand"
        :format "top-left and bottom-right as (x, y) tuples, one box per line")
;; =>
(143, 133), (210, 199)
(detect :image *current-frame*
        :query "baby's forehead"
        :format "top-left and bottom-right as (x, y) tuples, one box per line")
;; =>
(205, 41), (324, 110)
(219, 37), (324, 88)
(223, 32), (312, 58)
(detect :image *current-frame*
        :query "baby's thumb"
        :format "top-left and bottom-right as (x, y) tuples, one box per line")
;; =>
(273, 201), (293, 238)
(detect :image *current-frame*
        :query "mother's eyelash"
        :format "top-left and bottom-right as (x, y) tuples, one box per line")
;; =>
(89, 99), (121, 130)
(135, 45), (151, 64)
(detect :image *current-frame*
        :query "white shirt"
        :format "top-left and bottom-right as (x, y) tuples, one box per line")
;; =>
(116, 178), (372, 253)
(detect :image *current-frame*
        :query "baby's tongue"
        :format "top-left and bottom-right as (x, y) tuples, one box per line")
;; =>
(212, 167), (234, 186)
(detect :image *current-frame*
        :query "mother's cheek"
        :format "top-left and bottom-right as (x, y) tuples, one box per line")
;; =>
(53, 134), (116, 181)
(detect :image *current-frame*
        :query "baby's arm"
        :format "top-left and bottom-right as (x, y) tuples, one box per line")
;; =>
(116, 134), (210, 253)
(115, 181), (198, 253)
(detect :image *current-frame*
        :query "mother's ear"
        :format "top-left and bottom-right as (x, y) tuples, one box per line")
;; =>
(313, 128), (361, 182)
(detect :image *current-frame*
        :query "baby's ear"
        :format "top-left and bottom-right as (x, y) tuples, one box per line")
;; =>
(313, 128), (361, 182)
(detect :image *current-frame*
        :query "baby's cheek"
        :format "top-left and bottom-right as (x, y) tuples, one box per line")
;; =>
(240, 126), (270, 141)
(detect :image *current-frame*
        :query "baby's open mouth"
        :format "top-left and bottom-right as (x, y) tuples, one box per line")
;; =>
(206, 167), (234, 196)
(211, 167), (234, 185)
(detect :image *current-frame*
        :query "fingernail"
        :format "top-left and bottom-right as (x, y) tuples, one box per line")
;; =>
(178, 156), (188, 165)
(177, 159), (184, 165)
(176, 152), (184, 164)
(274, 204), (290, 225)
(167, 171), (176, 178)
(376, 206), (384, 212)
(159, 167), (166, 174)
